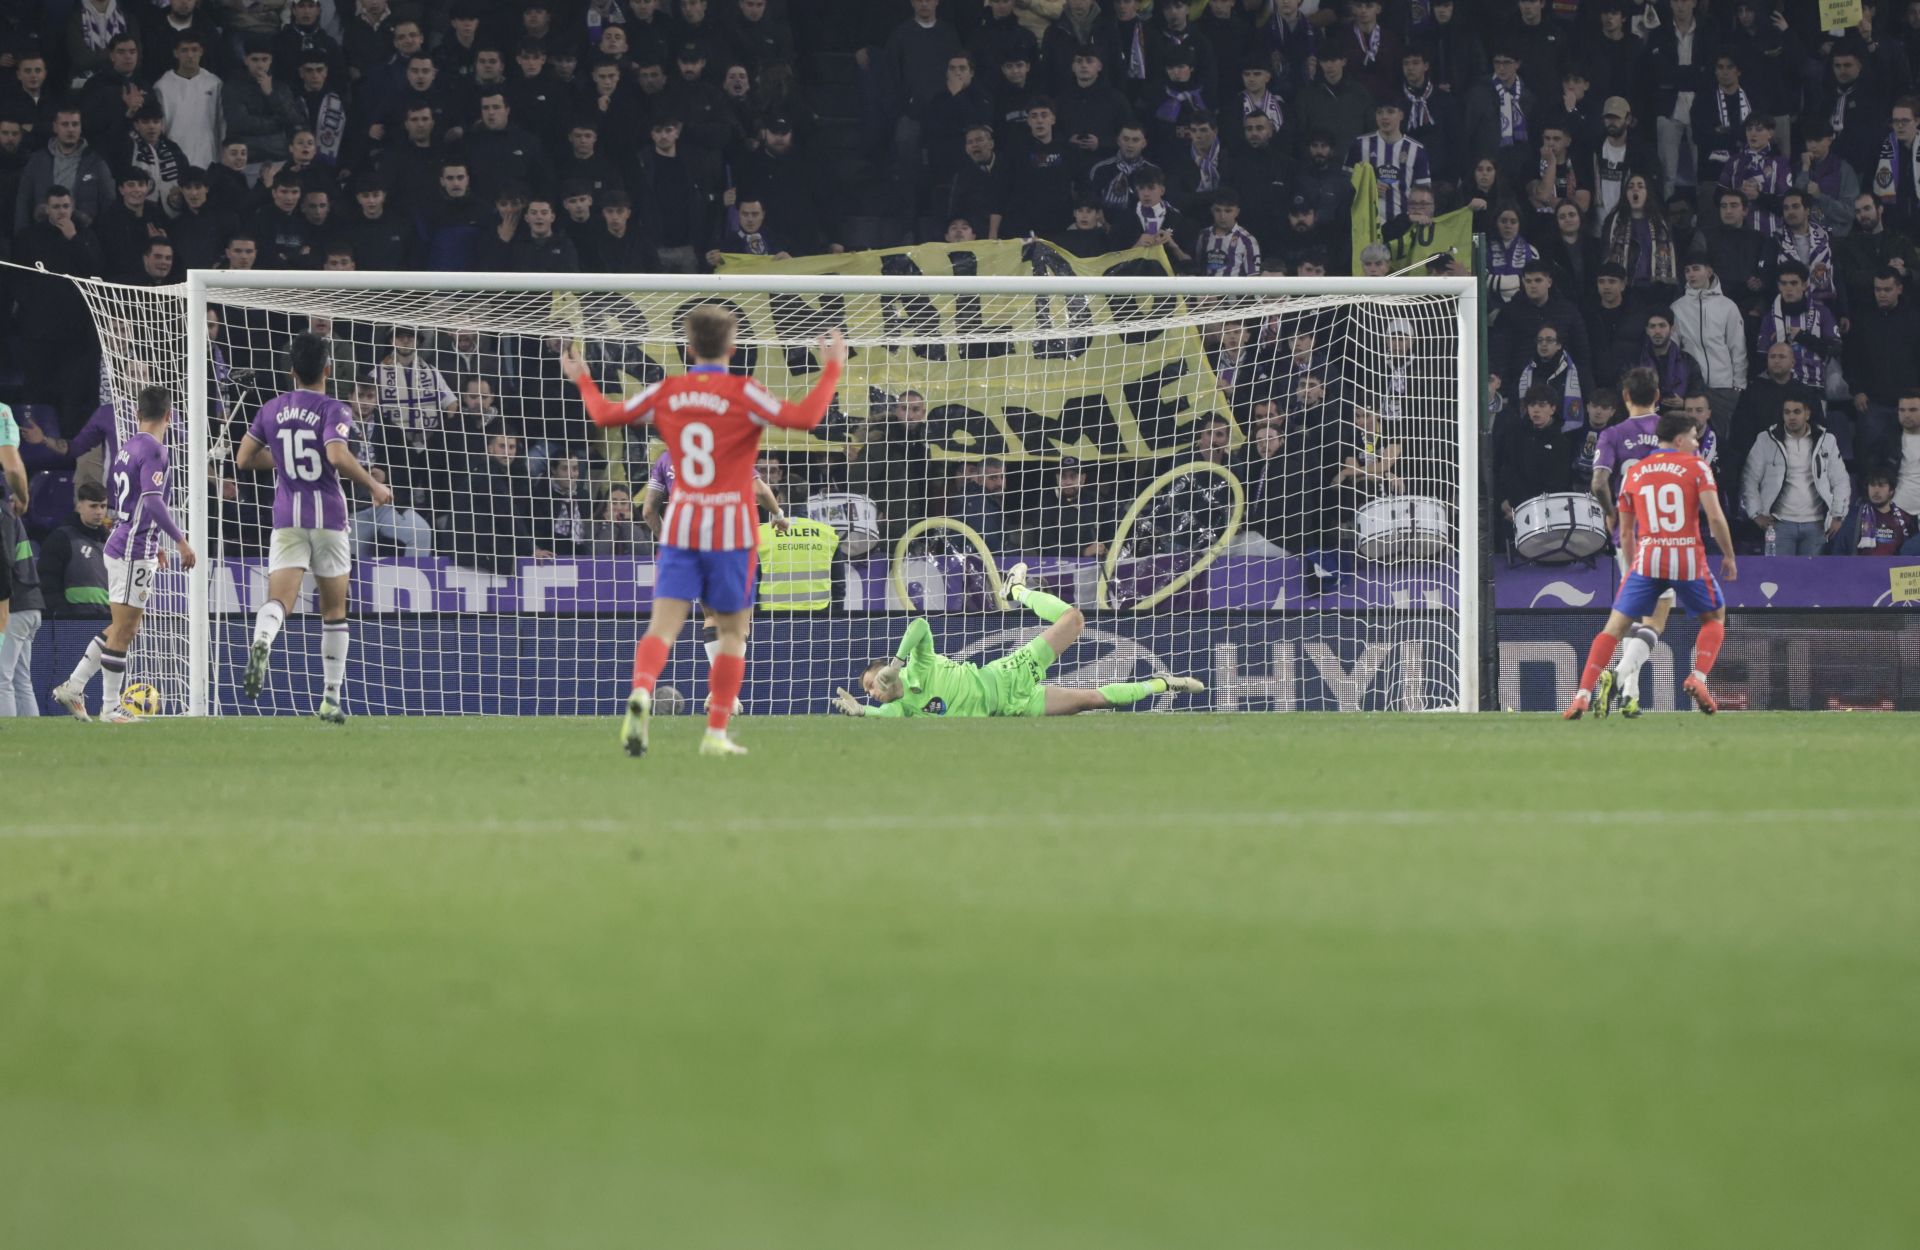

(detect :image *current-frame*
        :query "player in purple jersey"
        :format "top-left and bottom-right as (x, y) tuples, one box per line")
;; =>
(641, 446), (789, 714)
(233, 332), (391, 722)
(52, 387), (199, 723)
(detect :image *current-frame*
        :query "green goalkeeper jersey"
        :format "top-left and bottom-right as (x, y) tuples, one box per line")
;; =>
(868, 618), (1053, 718)
(868, 618), (993, 718)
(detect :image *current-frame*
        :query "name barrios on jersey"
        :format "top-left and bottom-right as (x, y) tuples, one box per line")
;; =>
(667, 391), (730, 414)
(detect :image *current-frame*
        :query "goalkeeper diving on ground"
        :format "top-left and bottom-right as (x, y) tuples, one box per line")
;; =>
(833, 564), (1205, 718)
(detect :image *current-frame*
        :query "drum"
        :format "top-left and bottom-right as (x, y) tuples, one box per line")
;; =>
(1513, 491), (1610, 563)
(1355, 495), (1451, 563)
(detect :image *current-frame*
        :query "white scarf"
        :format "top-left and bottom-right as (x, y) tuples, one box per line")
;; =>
(79, 0), (128, 52)
(1494, 76), (1527, 145)
(1715, 86), (1751, 130)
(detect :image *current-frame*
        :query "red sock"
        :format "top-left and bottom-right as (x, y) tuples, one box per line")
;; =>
(631, 634), (669, 693)
(1580, 633), (1619, 693)
(1692, 619), (1725, 677)
(707, 652), (744, 732)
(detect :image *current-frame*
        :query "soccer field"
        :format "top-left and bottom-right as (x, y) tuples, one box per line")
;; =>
(3, 713), (1916, 1249)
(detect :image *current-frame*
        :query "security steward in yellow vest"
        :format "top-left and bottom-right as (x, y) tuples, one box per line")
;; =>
(757, 515), (840, 611)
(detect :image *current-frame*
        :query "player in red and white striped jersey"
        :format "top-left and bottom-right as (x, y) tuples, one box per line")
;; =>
(561, 306), (846, 757)
(1566, 412), (1739, 719)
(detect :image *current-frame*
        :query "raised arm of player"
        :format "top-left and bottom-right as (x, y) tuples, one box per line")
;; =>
(893, 615), (936, 691)
(1700, 488), (1738, 581)
(327, 441), (393, 507)
(755, 331), (848, 431)
(559, 350), (662, 429)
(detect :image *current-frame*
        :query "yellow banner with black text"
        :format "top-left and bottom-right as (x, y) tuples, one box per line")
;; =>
(556, 237), (1240, 463)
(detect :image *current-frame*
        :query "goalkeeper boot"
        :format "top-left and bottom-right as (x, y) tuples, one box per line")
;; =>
(100, 708), (140, 726)
(1594, 668), (1617, 719)
(1562, 690), (1591, 720)
(1165, 675), (1207, 694)
(1683, 675), (1718, 715)
(242, 640), (271, 700)
(316, 698), (347, 725)
(698, 729), (749, 757)
(997, 562), (1029, 610)
(50, 681), (92, 722)
(621, 687), (653, 757)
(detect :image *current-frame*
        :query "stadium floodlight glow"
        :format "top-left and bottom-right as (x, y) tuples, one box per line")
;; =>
(59, 267), (1480, 715)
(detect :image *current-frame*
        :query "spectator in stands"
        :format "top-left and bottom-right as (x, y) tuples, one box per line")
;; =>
(1639, 311), (1704, 416)
(1841, 267), (1920, 442)
(590, 485), (649, 558)
(1025, 458), (1110, 557)
(1572, 387), (1621, 485)
(374, 325), (456, 456)
(1860, 392), (1920, 518)
(1497, 385), (1575, 533)
(850, 388), (934, 535)
(1776, 189), (1843, 312)
(1516, 325), (1584, 430)
(1790, 115), (1856, 237)
(1831, 466), (1919, 554)
(14, 186), (106, 435)
(1838, 193), (1918, 309)
(153, 33), (221, 169)
(1192, 189), (1257, 275)
(226, 41), (302, 167)
(949, 122), (1009, 239)
(94, 167), (161, 279)
(1699, 188), (1771, 318)
(457, 428), (535, 573)
(466, 89), (550, 206)
(117, 102), (187, 213)
(1133, 413), (1233, 555)
(945, 456), (1008, 555)
(1599, 173), (1679, 302)
(1493, 260), (1588, 397)
(1294, 46), (1370, 159)
(1580, 262), (1650, 390)
(164, 165), (228, 270)
(1757, 261), (1843, 396)
(537, 451), (589, 558)
(250, 168), (313, 267)
(1006, 95), (1073, 238)
(1729, 342), (1821, 489)
(80, 34), (148, 145)
(496, 191), (581, 272)
(1116, 163), (1187, 262)
(635, 113), (708, 272)
(1743, 396), (1850, 554)
(584, 188), (661, 273)
(38, 481), (112, 620)
(1671, 258), (1747, 440)
(14, 107), (113, 232)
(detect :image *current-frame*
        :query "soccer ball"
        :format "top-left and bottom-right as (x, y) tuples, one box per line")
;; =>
(120, 682), (162, 717)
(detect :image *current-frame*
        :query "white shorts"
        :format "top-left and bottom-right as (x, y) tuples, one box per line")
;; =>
(106, 555), (159, 609)
(269, 527), (353, 578)
(1614, 547), (1677, 604)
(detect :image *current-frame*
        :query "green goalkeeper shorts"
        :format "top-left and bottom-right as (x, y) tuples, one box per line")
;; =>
(984, 636), (1056, 717)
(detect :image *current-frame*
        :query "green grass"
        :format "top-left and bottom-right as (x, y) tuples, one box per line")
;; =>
(2, 713), (1917, 1250)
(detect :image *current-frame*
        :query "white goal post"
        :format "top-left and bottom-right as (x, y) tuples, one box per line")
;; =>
(67, 267), (1481, 716)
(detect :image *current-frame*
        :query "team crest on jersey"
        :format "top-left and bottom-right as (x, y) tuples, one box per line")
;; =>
(924, 698), (947, 715)
(151, 471), (164, 486)
(337, 423), (350, 437)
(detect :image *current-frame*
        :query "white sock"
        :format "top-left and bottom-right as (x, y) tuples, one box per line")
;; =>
(321, 621), (349, 701)
(703, 639), (719, 664)
(253, 600), (286, 649)
(99, 646), (128, 709)
(1616, 629), (1656, 701)
(67, 634), (107, 688)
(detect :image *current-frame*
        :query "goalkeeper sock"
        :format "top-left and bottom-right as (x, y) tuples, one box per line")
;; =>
(1579, 633), (1619, 695)
(1616, 625), (1657, 701)
(253, 600), (286, 650)
(1692, 619), (1725, 679)
(1099, 678), (1168, 707)
(707, 653), (744, 732)
(703, 639), (719, 665)
(67, 634), (108, 689)
(99, 646), (128, 709)
(320, 621), (349, 701)
(631, 634), (670, 694)
(1017, 587), (1072, 624)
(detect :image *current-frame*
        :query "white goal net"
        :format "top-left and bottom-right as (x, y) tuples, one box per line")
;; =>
(65, 266), (1479, 716)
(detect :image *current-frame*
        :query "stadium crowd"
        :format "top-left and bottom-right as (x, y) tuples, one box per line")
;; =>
(5, 0), (1920, 614)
